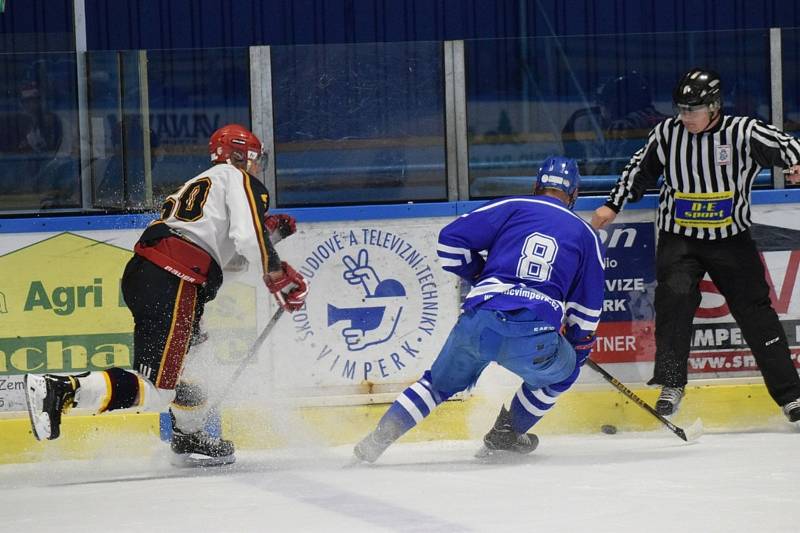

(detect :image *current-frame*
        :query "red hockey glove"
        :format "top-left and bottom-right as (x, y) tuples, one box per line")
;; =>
(265, 214), (297, 240)
(265, 261), (308, 312)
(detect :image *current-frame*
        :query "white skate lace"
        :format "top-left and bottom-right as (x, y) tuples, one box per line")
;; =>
(658, 387), (684, 404)
(782, 399), (800, 415)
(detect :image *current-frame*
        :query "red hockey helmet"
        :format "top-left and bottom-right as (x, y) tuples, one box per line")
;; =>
(208, 124), (266, 173)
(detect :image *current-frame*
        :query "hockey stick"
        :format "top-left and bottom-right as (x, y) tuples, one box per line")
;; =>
(208, 307), (285, 413)
(586, 359), (702, 442)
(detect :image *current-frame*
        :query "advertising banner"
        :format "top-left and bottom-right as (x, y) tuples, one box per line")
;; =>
(592, 221), (657, 378)
(0, 229), (259, 412)
(265, 219), (461, 397)
(0, 231), (136, 411)
(2, 203), (799, 410)
(592, 205), (800, 383)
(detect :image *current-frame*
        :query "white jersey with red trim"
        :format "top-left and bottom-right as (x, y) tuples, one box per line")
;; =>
(158, 163), (279, 277)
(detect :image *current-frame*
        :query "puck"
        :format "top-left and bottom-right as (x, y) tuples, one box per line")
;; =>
(601, 424), (618, 435)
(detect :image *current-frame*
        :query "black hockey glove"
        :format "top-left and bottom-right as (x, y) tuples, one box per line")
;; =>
(265, 214), (297, 240)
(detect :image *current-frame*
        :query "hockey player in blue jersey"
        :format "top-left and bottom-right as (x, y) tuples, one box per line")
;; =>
(353, 156), (605, 462)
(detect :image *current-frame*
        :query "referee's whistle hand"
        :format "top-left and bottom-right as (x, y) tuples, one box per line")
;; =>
(591, 206), (617, 230)
(785, 165), (800, 184)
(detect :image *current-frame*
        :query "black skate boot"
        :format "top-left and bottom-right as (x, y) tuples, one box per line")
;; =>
(782, 399), (800, 424)
(171, 428), (236, 467)
(655, 386), (684, 416)
(352, 420), (404, 464)
(475, 405), (539, 460)
(24, 373), (79, 441)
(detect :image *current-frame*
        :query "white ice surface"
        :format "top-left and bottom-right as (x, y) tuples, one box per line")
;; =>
(1, 430), (798, 533)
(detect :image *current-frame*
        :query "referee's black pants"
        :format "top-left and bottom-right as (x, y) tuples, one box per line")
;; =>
(649, 230), (800, 407)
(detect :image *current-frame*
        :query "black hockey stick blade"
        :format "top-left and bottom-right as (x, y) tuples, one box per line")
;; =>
(586, 359), (702, 442)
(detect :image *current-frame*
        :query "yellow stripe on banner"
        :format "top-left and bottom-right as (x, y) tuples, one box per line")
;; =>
(0, 383), (792, 464)
(0, 413), (161, 465)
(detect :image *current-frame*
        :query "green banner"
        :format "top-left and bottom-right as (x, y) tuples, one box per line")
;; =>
(0, 333), (133, 375)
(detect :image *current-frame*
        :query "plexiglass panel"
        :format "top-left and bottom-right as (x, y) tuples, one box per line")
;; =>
(781, 28), (800, 188)
(271, 41), (446, 207)
(0, 29), (791, 213)
(465, 30), (772, 198)
(144, 48), (251, 203)
(88, 48), (250, 209)
(0, 52), (79, 211)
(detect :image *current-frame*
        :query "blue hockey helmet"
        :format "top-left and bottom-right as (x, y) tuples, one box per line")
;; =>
(535, 156), (580, 209)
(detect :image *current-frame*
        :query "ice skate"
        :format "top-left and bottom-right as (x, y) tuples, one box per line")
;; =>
(655, 386), (684, 416)
(352, 431), (393, 465)
(782, 399), (800, 424)
(351, 420), (404, 465)
(24, 373), (78, 441)
(475, 405), (539, 460)
(170, 429), (236, 468)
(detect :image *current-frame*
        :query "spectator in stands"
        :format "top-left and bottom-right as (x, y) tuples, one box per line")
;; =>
(16, 80), (76, 208)
(562, 71), (668, 177)
(18, 81), (62, 156)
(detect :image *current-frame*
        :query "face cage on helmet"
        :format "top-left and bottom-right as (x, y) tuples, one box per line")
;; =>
(223, 147), (266, 170)
(245, 149), (268, 174)
(675, 101), (720, 115)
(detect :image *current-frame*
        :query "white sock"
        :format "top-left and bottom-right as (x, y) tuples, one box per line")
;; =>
(74, 372), (112, 413)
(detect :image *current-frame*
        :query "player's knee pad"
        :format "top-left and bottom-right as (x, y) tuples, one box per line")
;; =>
(498, 334), (576, 390)
(429, 339), (488, 395)
(170, 381), (209, 434)
(173, 381), (208, 408)
(418, 370), (455, 402)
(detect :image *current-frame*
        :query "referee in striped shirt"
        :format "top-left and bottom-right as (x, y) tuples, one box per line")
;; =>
(591, 68), (800, 424)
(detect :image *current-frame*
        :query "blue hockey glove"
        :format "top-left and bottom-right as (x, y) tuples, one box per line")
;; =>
(572, 334), (596, 367)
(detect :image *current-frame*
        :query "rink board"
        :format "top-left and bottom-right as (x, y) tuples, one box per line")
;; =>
(0, 381), (788, 465)
(1, 194), (799, 464)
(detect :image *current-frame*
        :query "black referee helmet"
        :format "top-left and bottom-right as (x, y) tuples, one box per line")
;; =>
(673, 68), (722, 112)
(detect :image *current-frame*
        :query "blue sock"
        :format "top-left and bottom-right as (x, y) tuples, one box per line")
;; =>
(376, 371), (451, 439)
(509, 378), (573, 434)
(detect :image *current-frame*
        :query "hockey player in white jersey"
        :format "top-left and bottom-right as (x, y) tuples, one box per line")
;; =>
(23, 124), (307, 465)
(353, 156), (605, 462)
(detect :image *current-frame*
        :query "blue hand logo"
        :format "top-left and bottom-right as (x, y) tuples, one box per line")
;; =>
(327, 249), (406, 351)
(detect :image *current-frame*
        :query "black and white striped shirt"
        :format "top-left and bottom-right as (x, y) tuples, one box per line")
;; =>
(605, 115), (800, 240)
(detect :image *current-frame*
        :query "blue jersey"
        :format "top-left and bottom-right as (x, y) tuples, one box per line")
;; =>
(436, 195), (605, 344)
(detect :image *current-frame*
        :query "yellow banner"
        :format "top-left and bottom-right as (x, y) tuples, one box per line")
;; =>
(0, 233), (134, 338)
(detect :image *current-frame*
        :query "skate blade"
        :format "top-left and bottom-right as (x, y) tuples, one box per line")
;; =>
(23, 374), (51, 441)
(474, 446), (535, 464)
(343, 455), (368, 469)
(170, 453), (236, 468)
